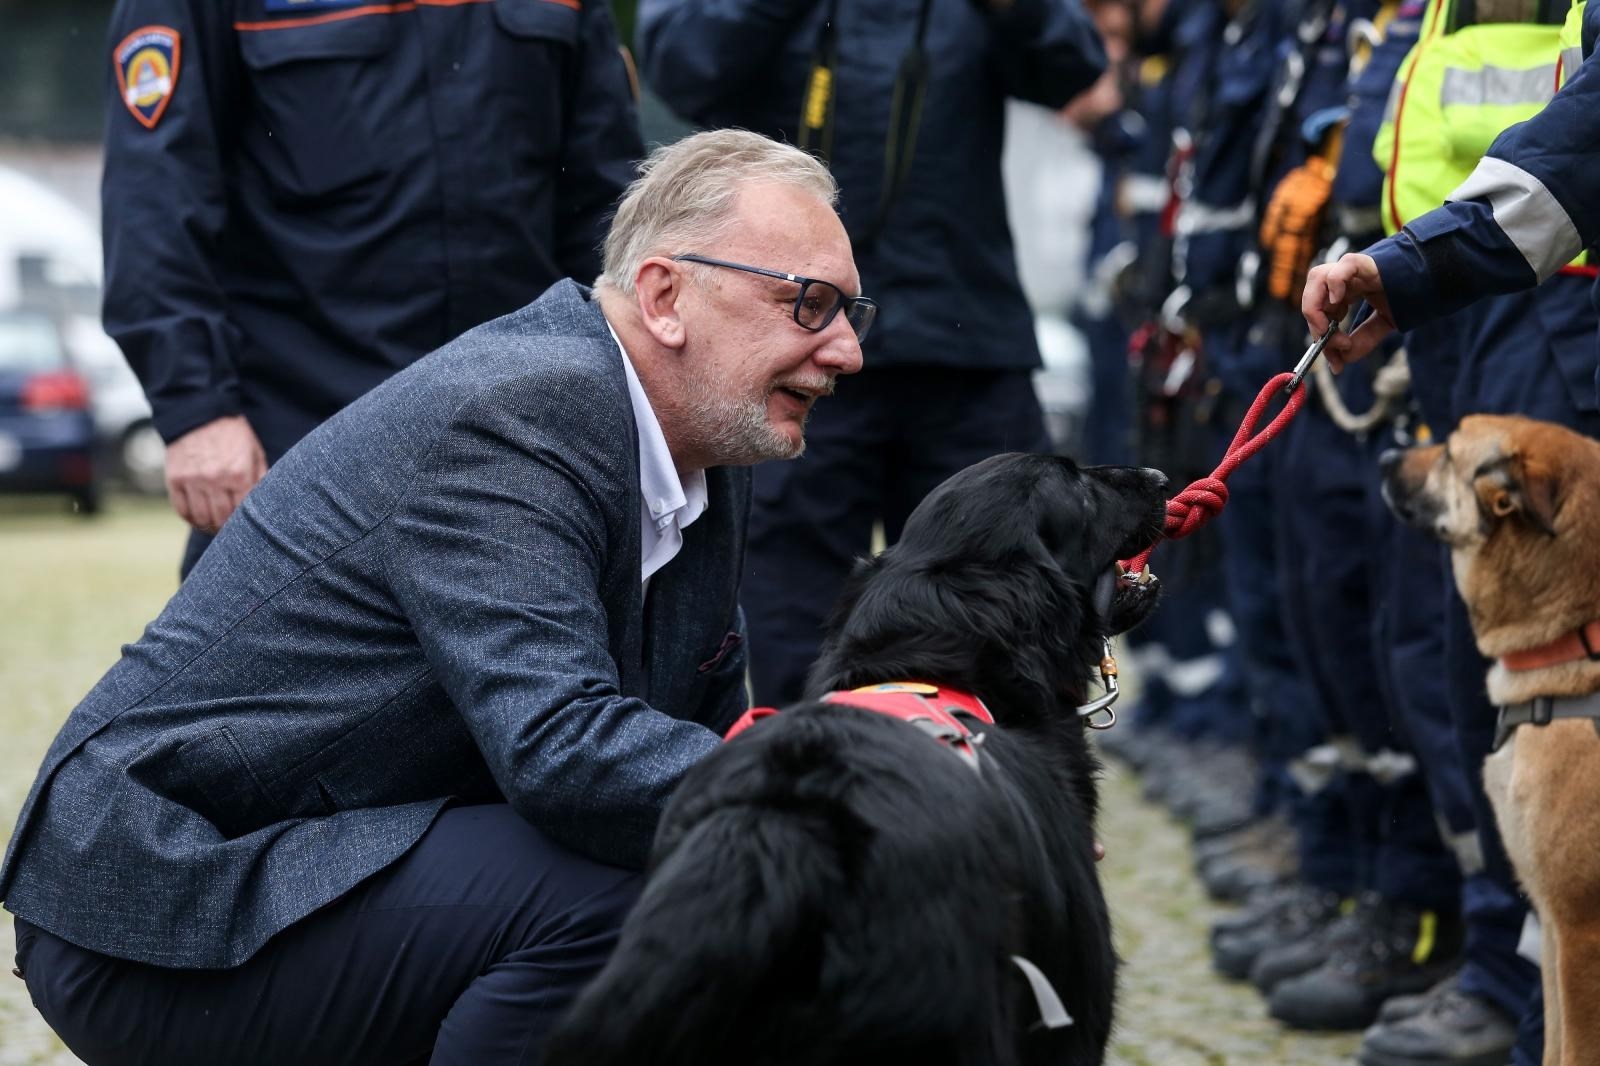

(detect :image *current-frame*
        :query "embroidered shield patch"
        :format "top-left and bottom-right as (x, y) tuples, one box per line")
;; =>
(115, 26), (181, 130)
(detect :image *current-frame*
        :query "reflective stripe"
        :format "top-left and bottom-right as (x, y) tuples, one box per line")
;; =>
(1449, 155), (1585, 279)
(1121, 173), (1170, 214)
(1380, 78), (1402, 127)
(1560, 46), (1585, 86)
(1436, 811), (1485, 876)
(1438, 63), (1558, 107)
(1175, 198), (1255, 235)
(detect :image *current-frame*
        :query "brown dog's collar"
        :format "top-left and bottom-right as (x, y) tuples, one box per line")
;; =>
(1500, 620), (1600, 672)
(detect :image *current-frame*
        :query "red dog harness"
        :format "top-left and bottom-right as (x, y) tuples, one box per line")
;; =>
(723, 682), (993, 773)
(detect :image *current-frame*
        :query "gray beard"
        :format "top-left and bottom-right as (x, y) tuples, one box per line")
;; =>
(677, 361), (807, 466)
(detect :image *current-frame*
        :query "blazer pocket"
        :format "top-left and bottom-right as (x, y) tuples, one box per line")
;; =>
(697, 630), (744, 674)
(128, 727), (280, 839)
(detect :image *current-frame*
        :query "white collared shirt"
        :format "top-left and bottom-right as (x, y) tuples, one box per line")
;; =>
(608, 323), (709, 592)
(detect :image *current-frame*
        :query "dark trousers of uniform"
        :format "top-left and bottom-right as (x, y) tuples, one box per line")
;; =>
(744, 365), (1050, 706)
(1259, 352), (1461, 909)
(12, 805), (639, 1066)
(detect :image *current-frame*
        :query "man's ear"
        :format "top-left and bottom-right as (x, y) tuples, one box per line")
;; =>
(1473, 455), (1558, 536)
(635, 257), (687, 350)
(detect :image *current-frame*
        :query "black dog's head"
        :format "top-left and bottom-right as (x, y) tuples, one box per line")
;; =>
(808, 453), (1168, 720)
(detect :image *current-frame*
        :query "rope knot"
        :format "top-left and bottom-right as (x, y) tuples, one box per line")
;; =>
(1165, 477), (1228, 538)
(1118, 371), (1308, 575)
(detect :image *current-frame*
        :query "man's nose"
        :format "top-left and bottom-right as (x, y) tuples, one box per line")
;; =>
(814, 327), (864, 375)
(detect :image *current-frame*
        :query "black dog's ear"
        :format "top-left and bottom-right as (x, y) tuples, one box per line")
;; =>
(1474, 454), (1558, 537)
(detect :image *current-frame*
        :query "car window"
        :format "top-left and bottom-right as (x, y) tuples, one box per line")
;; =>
(0, 312), (66, 372)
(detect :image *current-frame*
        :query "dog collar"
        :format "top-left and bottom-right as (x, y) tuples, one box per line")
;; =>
(1492, 691), (1600, 752)
(722, 682), (992, 773)
(1499, 619), (1600, 672)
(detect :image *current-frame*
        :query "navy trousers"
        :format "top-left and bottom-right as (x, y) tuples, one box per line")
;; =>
(12, 805), (639, 1066)
(744, 365), (1051, 706)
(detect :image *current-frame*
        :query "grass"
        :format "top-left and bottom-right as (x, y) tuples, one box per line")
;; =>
(0, 494), (183, 1065)
(0, 495), (186, 856)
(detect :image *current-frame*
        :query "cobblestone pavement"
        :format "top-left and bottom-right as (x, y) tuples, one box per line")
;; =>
(1097, 760), (1361, 1065)
(0, 763), (1362, 1066)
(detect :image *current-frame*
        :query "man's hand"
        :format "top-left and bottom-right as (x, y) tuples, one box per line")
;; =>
(1302, 252), (1397, 371)
(164, 415), (268, 534)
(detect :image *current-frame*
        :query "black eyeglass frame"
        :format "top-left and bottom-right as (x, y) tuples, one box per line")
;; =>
(671, 254), (877, 341)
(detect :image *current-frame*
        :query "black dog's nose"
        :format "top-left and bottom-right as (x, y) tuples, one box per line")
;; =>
(1143, 468), (1169, 493)
(1378, 449), (1403, 475)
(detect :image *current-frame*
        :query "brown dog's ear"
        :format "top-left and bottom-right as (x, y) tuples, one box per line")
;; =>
(1473, 455), (1558, 536)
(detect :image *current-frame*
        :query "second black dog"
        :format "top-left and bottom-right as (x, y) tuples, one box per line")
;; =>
(544, 452), (1168, 1066)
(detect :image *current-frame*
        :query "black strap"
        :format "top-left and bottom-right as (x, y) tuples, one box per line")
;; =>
(797, 0), (935, 249)
(1491, 691), (1600, 751)
(797, 0), (842, 160)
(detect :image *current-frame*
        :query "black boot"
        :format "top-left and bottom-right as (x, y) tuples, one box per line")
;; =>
(1211, 882), (1345, 980)
(1357, 972), (1516, 1066)
(1268, 898), (1464, 1031)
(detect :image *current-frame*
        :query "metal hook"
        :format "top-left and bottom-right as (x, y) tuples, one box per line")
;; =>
(1287, 322), (1338, 394)
(1076, 637), (1120, 729)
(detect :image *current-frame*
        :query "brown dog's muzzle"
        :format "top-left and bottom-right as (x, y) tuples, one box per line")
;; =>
(1379, 445), (1444, 534)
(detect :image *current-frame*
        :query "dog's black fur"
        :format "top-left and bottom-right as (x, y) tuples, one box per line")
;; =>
(544, 453), (1168, 1066)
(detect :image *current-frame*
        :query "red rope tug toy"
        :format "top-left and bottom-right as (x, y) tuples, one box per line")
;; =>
(1118, 324), (1335, 575)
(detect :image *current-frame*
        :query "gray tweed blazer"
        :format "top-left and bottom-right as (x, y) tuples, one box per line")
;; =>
(0, 281), (750, 969)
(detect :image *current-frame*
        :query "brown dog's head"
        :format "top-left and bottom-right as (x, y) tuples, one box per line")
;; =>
(1381, 414), (1600, 657)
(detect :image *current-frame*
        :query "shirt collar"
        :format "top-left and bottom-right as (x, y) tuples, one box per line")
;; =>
(607, 322), (709, 532)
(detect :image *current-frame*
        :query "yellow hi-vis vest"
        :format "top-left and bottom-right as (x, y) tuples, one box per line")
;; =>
(1375, 0), (1569, 235)
(1559, 0), (1586, 84)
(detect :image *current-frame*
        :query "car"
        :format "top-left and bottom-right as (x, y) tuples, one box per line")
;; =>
(0, 308), (100, 514)
(0, 164), (163, 494)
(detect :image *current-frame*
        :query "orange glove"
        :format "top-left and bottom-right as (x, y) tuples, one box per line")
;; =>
(1258, 156), (1335, 304)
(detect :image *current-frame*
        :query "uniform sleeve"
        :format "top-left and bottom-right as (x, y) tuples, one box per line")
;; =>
(385, 378), (718, 870)
(554, 3), (646, 285)
(101, 0), (244, 445)
(980, 0), (1107, 107)
(1365, 43), (1600, 331)
(635, 0), (819, 120)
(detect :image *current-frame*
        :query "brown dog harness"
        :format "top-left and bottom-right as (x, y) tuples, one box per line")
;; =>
(723, 682), (992, 773)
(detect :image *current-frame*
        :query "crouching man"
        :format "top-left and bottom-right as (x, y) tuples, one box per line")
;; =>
(2, 128), (872, 1066)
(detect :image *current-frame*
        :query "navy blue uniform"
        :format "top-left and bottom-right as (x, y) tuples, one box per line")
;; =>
(638, 0), (1105, 704)
(103, 0), (643, 463)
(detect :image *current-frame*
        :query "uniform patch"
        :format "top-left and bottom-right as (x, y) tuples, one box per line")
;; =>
(115, 26), (181, 130)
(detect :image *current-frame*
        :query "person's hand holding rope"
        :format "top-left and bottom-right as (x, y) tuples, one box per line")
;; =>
(1302, 252), (1398, 371)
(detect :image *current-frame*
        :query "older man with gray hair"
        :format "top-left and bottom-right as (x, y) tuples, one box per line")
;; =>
(3, 129), (870, 1066)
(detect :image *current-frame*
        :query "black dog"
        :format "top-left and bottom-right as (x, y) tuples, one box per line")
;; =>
(544, 453), (1168, 1066)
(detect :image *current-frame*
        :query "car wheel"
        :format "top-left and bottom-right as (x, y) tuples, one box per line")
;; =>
(120, 420), (167, 495)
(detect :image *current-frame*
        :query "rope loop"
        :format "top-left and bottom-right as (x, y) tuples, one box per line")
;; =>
(1120, 372), (1307, 575)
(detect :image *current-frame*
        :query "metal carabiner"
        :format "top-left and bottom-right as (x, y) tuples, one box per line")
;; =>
(1287, 322), (1338, 394)
(1076, 637), (1120, 730)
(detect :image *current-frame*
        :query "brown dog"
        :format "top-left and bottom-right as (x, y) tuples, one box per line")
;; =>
(1383, 413), (1600, 1066)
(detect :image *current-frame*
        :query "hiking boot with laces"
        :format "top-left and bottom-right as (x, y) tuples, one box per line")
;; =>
(1211, 883), (1344, 980)
(1250, 892), (1372, 992)
(1267, 899), (1464, 1031)
(1375, 971), (1461, 1026)
(1358, 973), (1515, 1065)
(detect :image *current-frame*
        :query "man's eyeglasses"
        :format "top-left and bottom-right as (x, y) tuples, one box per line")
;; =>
(672, 254), (877, 341)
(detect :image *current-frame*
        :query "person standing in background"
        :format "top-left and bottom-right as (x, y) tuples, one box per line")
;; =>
(102, 0), (643, 575)
(636, 0), (1106, 705)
